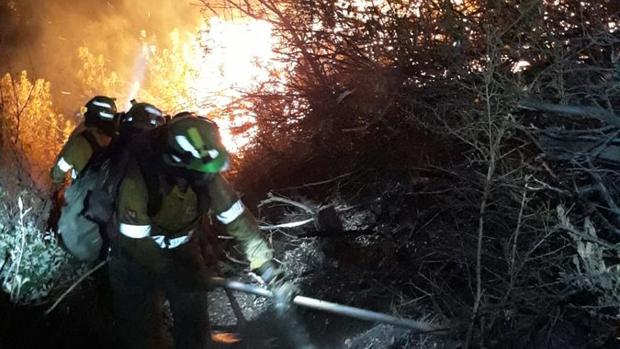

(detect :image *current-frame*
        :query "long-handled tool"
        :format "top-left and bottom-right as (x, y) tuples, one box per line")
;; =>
(208, 277), (445, 333)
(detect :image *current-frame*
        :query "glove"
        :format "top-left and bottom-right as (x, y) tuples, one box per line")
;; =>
(255, 260), (296, 310)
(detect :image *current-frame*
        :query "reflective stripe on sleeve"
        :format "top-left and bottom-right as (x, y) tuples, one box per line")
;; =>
(57, 157), (73, 172)
(216, 200), (245, 224)
(119, 223), (151, 238)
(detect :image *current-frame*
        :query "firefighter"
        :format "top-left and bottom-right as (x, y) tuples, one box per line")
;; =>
(50, 96), (118, 183)
(56, 100), (166, 262)
(48, 96), (117, 239)
(117, 99), (167, 136)
(109, 112), (288, 349)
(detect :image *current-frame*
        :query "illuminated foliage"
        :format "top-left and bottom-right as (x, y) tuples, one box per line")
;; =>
(0, 71), (70, 187)
(76, 47), (124, 99)
(136, 19), (283, 151)
(0, 193), (87, 304)
(138, 29), (201, 113)
(71, 20), (280, 151)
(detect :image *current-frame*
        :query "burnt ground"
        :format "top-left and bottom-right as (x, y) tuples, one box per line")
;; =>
(0, 174), (452, 349)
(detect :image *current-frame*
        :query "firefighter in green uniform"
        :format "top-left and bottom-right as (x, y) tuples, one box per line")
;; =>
(51, 96), (119, 259)
(109, 112), (287, 349)
(55, 99), (165, 262)
(50, 96), (118, 183)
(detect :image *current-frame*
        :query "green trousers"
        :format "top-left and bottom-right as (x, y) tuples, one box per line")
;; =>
(108, 240), (212, 349)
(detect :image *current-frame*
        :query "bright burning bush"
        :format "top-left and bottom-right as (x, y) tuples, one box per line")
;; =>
(75, 16), (284, 153)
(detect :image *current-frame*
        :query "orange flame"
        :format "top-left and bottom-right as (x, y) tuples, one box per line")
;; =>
(211, 331), (242, 344)
(127, 17), (282, 153)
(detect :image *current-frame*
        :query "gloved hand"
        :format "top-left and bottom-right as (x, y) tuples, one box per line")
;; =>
(255, 260), (296, 310)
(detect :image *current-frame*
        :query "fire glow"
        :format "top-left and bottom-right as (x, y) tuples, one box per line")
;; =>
(132, 17), (280, 152)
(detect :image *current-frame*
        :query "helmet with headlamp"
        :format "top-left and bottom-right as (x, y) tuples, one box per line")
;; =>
(119, 99), (166, 132)
(84, 95), (118, 133)
(162, 113), (229, 174)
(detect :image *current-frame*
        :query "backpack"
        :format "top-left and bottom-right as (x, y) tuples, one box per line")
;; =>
(58, 138), (130, 262)
(58, 126), (216, 262)
(58, 126), (212, 262)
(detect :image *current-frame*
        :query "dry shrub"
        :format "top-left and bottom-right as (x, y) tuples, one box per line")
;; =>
(0, 190), (86, 304)
(206, 0), (620, 347)
(76, 47), (124, 99)
(0, 72), (79, 305)
(557, 205), (620, 320)
(0, 71), (71, 190)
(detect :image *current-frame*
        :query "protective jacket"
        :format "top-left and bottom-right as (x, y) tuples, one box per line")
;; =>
(107, 114), (274, 349)
(115, 159), (273, 272)
(50, 122), (113, 183)
(111, 152), (274, 348)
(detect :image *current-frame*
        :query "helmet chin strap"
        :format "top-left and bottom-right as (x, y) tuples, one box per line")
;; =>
(160, 159), (214, 188)
(184, 170), (215, 187)
(173, 177), (190, 192)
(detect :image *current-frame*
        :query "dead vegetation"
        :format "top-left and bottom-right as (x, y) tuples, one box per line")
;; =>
(216, 0), (620, 347)
(0, 0), (619, 348)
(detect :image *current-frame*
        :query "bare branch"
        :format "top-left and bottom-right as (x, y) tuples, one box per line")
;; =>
(518, 99), (620, 127)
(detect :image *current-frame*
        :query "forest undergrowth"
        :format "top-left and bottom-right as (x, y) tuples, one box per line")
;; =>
(1, 0), (619, 348)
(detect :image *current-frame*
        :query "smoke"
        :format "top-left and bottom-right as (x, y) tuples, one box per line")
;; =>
(126, 48), (148, 110)
(0, 0), (204, 116)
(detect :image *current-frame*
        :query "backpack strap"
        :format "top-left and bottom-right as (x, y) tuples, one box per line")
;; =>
(192, 181), (212, 216)
(81, 129), (103, 154)
(142, 165), (164, 217)
(138, 161), (212, 220)
(117, 127), (213, 225)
